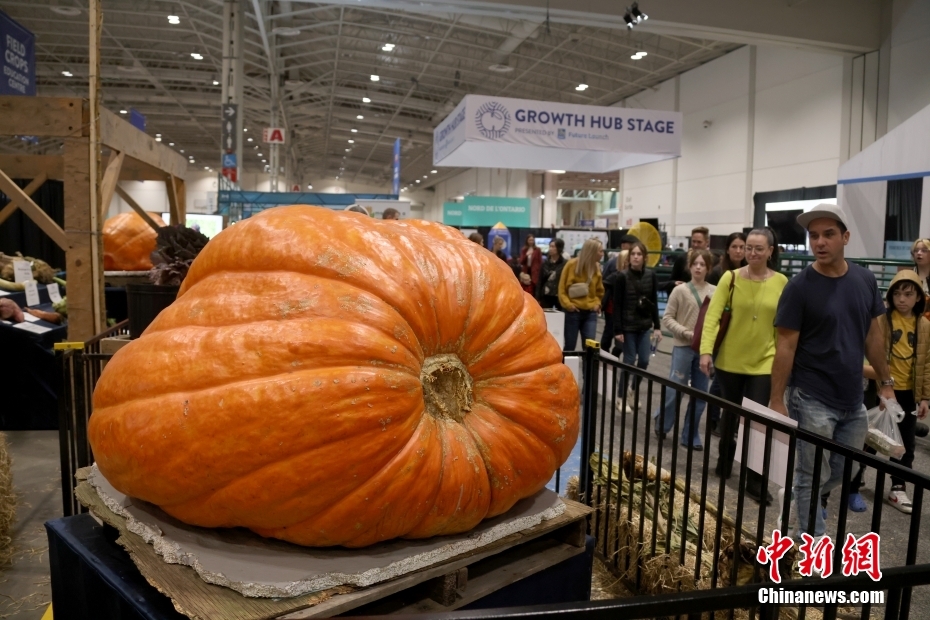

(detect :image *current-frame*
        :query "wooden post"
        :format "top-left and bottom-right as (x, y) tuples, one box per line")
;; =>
(166, 175), (182, 224)
(99, 150), (124, 221)
(86, 0), (105, 336)
(174, 176), (186, 222)
(63, 136), (100, 340)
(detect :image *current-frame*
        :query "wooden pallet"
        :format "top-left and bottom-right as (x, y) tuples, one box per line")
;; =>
(74, 469), (591, 620)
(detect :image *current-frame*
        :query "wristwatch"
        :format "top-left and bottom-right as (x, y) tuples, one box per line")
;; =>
(881, 378), (895, 388)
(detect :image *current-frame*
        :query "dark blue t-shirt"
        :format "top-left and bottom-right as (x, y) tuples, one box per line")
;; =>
(774, 263), (885, 410)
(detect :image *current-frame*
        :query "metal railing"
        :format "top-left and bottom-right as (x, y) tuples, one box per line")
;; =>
(558, 342), (930, 620)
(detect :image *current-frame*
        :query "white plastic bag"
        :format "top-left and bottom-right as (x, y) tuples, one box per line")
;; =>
(866, 399), (906, 459)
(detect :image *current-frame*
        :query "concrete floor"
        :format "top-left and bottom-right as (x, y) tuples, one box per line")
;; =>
(1, 319), (929, 618)
(1, 431), (58, 620)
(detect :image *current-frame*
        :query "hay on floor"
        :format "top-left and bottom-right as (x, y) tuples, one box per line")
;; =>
(0, 432), (14, 567)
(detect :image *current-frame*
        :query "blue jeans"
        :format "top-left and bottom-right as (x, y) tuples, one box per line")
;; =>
(564, 309), (597, 351)
(787, 386), (868, 539)
(620, 330), (652, 391)
(654, 346), (708, 445)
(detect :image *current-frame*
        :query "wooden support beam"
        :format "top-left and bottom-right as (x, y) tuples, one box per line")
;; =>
(0, 155), (64, 180)
(174, 176), (186, 222)
(64, 135), (104, 341)
(87, 0), (104, 337)
(0, 168), (67, 249)
(99, 108), (187, 179)
(0, 96), (84, 137)
(99, 150), (124, 221)
(0, 172), (48, 227)
(166, 175), (181, 224)
(114, 185), (162, 232)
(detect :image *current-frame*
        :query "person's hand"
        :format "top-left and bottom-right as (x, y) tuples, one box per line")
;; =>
(878, 385), (895, 409)
(699, 354), (713, 377)
(684, 330), (694, 341)
(919, 400), (929, 420)
(593, 304), (601, 315)
(564, 304), (578, 312)
(653, 329), (662, 344)
(768, 401), (789, 417)
(615, 333), (624, 344)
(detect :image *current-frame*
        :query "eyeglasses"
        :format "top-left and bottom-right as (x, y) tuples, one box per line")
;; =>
(914, 247), (930, 254)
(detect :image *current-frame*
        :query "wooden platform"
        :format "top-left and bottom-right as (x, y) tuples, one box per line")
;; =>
(74, 469), (592, 619)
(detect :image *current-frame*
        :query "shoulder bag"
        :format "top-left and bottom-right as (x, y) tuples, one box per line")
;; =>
(567, 273), (592, 299)
(691, 271), (736, 354)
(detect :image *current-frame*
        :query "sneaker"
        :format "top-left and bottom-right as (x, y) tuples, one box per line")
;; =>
(710, 420), (721, 437)
(888, 486), (913, 514)
(848, 493), (868, 513)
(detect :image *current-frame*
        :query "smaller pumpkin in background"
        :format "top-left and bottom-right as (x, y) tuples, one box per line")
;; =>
(103, 212), (166, 271)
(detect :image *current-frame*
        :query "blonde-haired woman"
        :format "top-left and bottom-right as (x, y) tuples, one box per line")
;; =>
(558, 238), (605, 350)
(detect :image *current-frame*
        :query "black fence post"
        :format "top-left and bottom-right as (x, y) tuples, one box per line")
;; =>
(578, 339), (600, 504)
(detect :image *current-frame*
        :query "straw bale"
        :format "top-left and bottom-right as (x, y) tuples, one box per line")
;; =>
(0, 432), (14, 567)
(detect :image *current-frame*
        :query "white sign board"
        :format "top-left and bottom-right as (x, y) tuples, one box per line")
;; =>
(12, 260), (32, 283)
(734, 398), (798, 489)
(434, 95), (682, 173)
(24, 280), (40, 307)
(262, 127), (285, 144)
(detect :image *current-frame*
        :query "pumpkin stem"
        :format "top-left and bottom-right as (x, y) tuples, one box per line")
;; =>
(420, 354), (473, 423)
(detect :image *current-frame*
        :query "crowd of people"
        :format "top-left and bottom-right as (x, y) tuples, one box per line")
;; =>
(471, 210), (930, 535)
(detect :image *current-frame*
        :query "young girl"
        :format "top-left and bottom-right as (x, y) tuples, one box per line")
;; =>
(862, 270), (930, 513)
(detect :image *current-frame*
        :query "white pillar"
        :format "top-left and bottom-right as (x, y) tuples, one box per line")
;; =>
(543, 172), (558, 227)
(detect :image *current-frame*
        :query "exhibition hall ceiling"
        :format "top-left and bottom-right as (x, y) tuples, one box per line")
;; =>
(2, 0), (742, 187)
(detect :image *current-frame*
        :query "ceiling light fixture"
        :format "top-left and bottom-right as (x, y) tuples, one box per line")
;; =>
(51, 6), (82, 16)
(272, 26), (301, 36)
(243, 128), (247, 132)
(611, 187), (617, 191)
(381, 43), (395, 51)
(180, 149), (184, 153)
(430, 169), (437, 174)
(119, 109), (127, 114)
(548, 170), (566, 174)
(351, 128), (357, 133)
(631, 51), (647, 60)
(357, 115), (364, 120)
(61, 70), (73, 77)
(212, 79), (220, 85)
(539, 194), (545, 199)
(168, 142), (174, 146)
(489, 64), (514, 73)
(247, 137), (253, 142)
(362, 97), (371, 103)
(624, 2), (648, 29)
(370, 74), (380, 82)
(415, 179), (420, 183)
(155, 137), (162, 142)
(575, 83), (588, 91)
(191, 52), (203, 60)
(167, 15), (180, 24)
(307, 184), (313, 189)
(348, 139), (354, 143)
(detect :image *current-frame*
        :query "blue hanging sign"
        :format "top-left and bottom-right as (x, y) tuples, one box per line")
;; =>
(222, 153), (237, 168)
(130, 108), (146, 132)
(0, 10), (35, 96)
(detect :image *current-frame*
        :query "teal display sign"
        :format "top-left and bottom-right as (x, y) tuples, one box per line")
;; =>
(443, 196), (531, 227)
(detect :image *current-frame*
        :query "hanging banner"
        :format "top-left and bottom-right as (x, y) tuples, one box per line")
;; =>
(443, 196), (531, 228)
(392, 137), (401, 196)
(0, 10), (35, 96)
(434, 95), (681, 173)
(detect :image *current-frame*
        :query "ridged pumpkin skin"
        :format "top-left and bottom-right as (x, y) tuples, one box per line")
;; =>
(89, 206), (579, 548)
(103, 212), (166, 271)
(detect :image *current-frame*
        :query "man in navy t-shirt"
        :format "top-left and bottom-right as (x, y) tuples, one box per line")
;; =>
(770, 204), (895, 539)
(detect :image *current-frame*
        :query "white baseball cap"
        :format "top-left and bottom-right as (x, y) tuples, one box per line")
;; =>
(796, 203), (848, 230)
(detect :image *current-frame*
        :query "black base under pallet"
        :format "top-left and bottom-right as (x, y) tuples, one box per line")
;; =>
(46, 514), (594, 620)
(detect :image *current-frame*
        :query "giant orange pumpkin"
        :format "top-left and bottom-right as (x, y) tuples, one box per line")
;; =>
(103, 211), (166, 271)
(89, 206), (579, 548)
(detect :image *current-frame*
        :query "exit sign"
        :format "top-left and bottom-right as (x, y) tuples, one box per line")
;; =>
(262, 127), (285, 144)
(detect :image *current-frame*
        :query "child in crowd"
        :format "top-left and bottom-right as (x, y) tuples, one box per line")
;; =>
(860, 270), (930, 513)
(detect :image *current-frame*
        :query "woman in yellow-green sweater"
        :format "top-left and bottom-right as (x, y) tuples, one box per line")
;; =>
(699, 228), (788, 505)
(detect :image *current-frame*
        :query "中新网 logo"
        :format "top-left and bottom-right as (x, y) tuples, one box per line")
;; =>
(475, 101), (511, 139)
